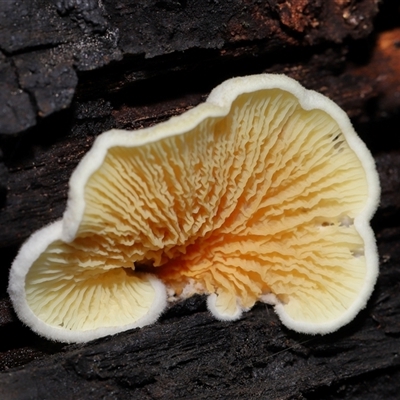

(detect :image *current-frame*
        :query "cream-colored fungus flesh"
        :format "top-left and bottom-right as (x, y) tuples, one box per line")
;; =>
(9, 74), (379, 342)
(26, 238), (160, 331)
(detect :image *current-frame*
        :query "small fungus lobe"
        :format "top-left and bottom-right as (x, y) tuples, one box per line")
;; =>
(8, 74), (380, 343)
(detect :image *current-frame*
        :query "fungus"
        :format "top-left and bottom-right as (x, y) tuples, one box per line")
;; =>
(8, 74), (380, 343)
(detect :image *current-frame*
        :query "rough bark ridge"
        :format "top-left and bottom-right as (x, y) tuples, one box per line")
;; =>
(1, 0), (400, 398)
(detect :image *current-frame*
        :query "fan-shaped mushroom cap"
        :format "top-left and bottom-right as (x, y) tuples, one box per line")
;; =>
(8, 74), (379, 342)
(8, 220), (167, 343)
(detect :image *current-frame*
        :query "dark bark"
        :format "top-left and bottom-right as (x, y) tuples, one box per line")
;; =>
(0, 288), (400, 400)
(0, 0), (379, 135)
(1, 0), (400, 398)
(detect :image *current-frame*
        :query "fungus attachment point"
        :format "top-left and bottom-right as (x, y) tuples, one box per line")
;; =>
(9, 74), (379, 342)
